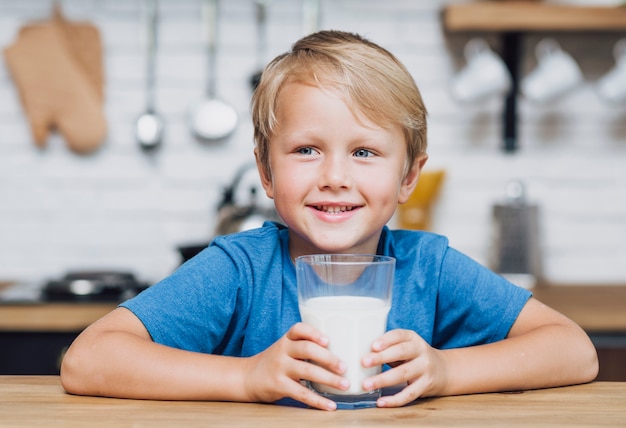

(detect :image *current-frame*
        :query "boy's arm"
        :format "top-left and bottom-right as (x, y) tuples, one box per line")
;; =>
(440, 297), (599, 395)
(60, 307), (250, 401)
(61, 307), (347, 410)
(365, 297), (599, 408)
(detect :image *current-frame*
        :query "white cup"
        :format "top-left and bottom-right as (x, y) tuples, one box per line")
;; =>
(597, 39), (626, 104)
(451, 38), (512, 103)
(521, 38), (583, 104)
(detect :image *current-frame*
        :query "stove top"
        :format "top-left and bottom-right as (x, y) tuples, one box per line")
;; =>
(0, 271), (150, 304)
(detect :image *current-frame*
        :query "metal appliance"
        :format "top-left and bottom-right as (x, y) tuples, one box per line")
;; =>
(178, 162), (280, 263)
(488, 180), (542, 289)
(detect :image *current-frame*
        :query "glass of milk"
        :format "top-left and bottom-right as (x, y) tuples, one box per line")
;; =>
(296, 254), (395, 409)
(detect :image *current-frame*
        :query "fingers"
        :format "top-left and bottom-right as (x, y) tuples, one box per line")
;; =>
(300, 389), (338, 411)
(359, 329), (441, 407)
(286, 322), (328, 347)
(362, 362), (435, 408)
(287, 323), (346, 376)
(282, 323), (351, 409)
(376, 380), (427, 408)
(281, 375), (339, 411)
(364, 360), (421, 393)
(286, 360), (351, 410)
(363, 329), (425, 368)
(290, 357), (349, 392)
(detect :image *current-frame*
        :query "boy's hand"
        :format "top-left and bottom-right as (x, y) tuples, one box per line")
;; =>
(243, 322), (349, 411)
(361, 329), (447, 408)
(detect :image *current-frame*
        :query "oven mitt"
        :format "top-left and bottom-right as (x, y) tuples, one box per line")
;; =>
(3, 6), (106, 154)
(54, 7), (105, 102)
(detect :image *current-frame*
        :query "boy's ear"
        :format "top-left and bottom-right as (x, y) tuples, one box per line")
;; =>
(398, 153), (428, 204)
(254, 148), (274, 199)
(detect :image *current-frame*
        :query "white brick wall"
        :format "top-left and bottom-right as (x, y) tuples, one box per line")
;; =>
(1, 0), (625, 285)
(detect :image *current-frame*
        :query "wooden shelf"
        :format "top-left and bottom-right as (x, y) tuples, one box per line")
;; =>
(442, 2), (626, 152)
(443, 2), (626, 32)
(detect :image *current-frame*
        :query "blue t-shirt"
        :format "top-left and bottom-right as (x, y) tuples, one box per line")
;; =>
(121, 222), (531, 356)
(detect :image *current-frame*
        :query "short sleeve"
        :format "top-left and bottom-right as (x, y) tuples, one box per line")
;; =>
(120, 244), (249, 354)
(432, 247), (532, 349)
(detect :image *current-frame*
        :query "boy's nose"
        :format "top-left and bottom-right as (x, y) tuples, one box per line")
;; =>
(319, 155), (351, 190)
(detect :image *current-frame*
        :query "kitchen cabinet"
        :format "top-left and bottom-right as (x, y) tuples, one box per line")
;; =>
(533, 284), (626, 381)
(0, 303), (116, 374)
(442, 2), (626, 152)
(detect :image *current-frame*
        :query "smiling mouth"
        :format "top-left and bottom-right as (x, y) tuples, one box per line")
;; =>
(314, 205), (359, 214)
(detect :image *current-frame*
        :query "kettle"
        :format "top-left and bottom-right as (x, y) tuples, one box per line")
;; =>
(213, 162), (281, 236)
(177, 163), (280, 264)
(488, 180), (542, 289)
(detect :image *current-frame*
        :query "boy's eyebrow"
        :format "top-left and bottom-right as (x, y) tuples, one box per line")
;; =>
(272, 132), (317, 146)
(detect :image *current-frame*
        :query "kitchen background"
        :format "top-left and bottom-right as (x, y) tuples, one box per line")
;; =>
(1, 0), (625, 288)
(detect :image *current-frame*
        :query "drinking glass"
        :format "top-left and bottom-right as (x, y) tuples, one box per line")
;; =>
(296, 254), (395, 409)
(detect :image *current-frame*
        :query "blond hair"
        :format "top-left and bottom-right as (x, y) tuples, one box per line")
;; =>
(251, 30), (427, 180)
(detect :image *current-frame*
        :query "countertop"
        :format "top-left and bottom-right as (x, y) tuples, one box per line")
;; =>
(1, 376), (624, 427)
(532, 284), (626, 332)
(1, 284), (625, 333)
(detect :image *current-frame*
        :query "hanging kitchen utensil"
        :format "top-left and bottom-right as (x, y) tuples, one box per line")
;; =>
(135, 0), (164, 151)
(188, 0), (238, 142)
(215, 162), (280, 235)
(249, 0), (268, 91)
(177, 162), (281, 264)
(3, 4), (107, 154)
(488, 180), (542, 289)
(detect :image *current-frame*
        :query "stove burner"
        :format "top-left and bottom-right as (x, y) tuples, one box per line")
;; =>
(42, 271), (149, 302)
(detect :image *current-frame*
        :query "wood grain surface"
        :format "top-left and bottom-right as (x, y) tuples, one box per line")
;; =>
(2, 285), (624, 333)
(444, 2), (626, 32)
(1, 377), (624, 427)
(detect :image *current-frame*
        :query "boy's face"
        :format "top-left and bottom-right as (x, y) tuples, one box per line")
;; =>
(257, 82), (425, 259)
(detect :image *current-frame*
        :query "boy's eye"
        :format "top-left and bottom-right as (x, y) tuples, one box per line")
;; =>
(354, 148), (374, 158)
(296, 147), (316, 155)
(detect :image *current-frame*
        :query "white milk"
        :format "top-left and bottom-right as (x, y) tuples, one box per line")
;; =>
(299, 295), (390, 395)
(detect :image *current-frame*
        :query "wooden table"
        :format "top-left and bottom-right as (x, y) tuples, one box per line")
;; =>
(0, 377), (624, 427)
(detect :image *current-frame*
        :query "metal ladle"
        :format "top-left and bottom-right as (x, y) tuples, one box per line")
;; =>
(302, 0), (320, 35)
(189, 0), (237, 142)
(249, 0), (268, 91)
(135, 0), (164, 151)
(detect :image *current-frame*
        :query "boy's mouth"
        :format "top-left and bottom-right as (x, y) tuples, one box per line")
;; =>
(313, 205), (359, 214)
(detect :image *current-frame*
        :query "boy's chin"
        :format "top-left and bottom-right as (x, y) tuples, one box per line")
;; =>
(306, 240), (373, 255)
(289, 226), (381, 255)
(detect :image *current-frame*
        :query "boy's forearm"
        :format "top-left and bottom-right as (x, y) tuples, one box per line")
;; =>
(61, 331), (251, 402)
(438, 321), (598, 397)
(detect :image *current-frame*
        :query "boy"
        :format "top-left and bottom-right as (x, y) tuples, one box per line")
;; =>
(61, 31), (598, 411)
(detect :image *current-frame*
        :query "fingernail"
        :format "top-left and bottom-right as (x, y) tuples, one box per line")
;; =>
(338, 361), (347, 373)
(362, 356), (372, 367)
(362, 379), (373, 390)
(372, 341), (381, 351)
(340, 378), (350, 390)
(326, 400), (337, 411)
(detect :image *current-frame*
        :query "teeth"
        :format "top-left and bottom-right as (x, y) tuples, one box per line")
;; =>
(316, 205), (354, 214)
